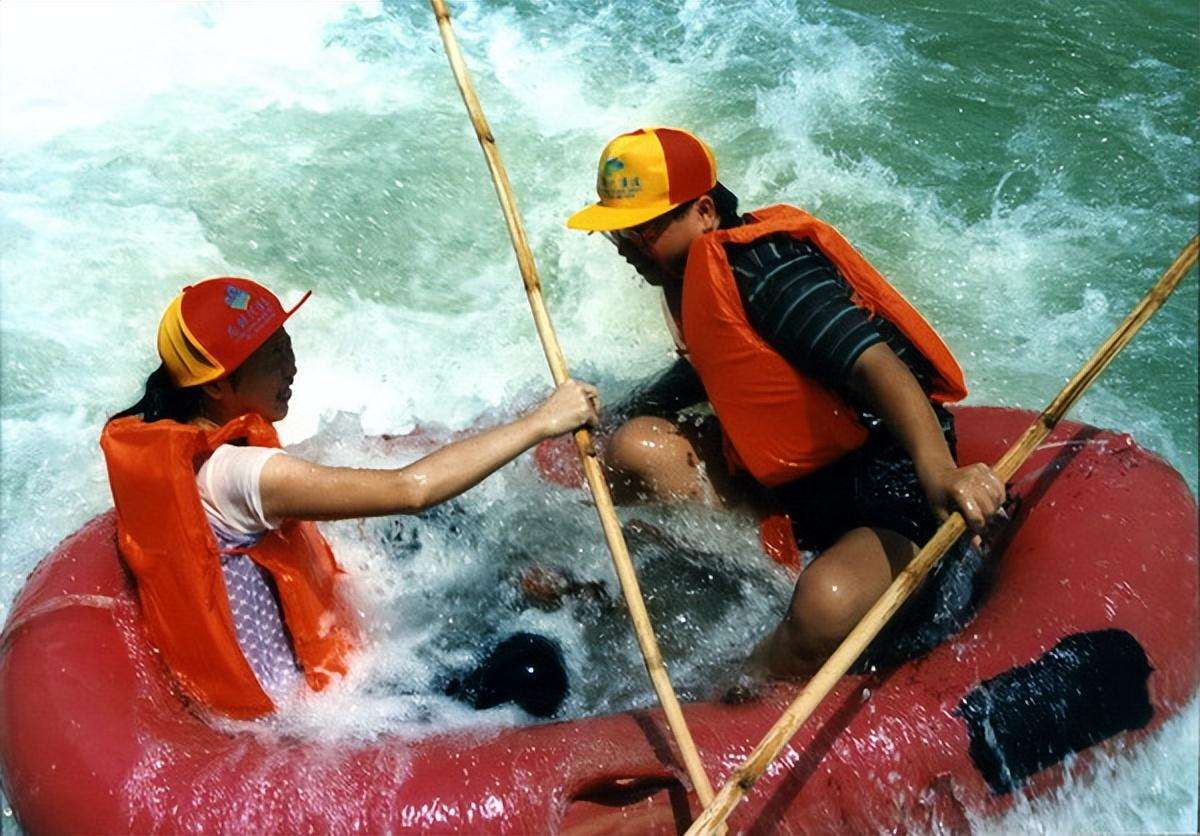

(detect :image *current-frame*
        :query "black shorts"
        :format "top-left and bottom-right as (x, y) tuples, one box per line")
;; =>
(772, 408), (957, 551)
(770, 409), (984, 667)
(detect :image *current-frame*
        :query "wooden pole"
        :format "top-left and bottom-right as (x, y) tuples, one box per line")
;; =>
(686, 235), (1199, 834)
(428, 0), (716, 806)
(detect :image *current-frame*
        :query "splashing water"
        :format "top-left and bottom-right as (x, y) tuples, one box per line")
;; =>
(1, 0), (1195, 829)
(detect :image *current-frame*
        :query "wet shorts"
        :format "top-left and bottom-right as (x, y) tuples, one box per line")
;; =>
(772, 408), (957, 551)
(769, 410), (984, 667)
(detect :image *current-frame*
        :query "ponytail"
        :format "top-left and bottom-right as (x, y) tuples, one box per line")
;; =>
(110, 364), (204, 424)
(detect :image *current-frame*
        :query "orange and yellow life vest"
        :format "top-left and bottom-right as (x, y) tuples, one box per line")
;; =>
(100, 414), (356, 719)
(679, 204), (968, 487)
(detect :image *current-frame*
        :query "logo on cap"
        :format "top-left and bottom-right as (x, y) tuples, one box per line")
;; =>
(227, 297), (273, 342)
(598, 156), (642, 201)
(567, 127), (717, 232)
(225, 286), (251, 311)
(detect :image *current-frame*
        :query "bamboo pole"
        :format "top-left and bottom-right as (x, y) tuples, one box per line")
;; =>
(428, 0), (716, 807)
(686, 235), (1199, 834)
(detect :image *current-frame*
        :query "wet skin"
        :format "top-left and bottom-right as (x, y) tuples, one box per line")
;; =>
(190, 325), (601, 523)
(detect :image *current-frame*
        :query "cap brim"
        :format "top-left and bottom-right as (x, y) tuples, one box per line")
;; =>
(282, 289), (312, 319)
(566, 201), (679, 232)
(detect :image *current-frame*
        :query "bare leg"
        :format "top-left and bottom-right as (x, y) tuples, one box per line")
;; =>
(754, 527), (918, 677)
(605, 416), (723, 506)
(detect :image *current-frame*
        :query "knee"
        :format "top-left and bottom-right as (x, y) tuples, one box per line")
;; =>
(784, 562), (878, 657)
(607, 416), (692, 480)
(606, 416), (714, 504)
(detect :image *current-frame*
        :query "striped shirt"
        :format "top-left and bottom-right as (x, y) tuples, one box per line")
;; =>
(613, 229), (938, 425)
(724, 232), (935, 393)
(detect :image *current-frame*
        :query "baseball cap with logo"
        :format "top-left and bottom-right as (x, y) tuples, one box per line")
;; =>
(566, 127), (717, 232)
(157, 277), (311, 387)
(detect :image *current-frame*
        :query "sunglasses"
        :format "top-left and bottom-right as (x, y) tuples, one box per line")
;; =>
(602, 201), (695, 251)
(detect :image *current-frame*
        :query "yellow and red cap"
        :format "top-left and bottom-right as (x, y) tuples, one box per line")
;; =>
(566, 127), (717, 232)
(157, 277), (310, 387)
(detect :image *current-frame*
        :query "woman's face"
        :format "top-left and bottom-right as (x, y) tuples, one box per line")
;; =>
(220, 328), (297, 422)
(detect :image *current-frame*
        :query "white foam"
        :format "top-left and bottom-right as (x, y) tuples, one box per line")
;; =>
(977, 699), (1200, 834)
(0, 2), (387, 148)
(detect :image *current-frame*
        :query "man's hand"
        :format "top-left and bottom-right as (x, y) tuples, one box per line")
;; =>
(848, 344), (1007, 539)
(918, 461), (1006, 532)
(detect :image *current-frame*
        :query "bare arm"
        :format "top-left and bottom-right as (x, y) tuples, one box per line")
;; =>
(848, 343), (1004, 532)
(259, 380), (599, 521)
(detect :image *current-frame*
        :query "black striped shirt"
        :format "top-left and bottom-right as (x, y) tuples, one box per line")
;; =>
(724, 233), (934, 393)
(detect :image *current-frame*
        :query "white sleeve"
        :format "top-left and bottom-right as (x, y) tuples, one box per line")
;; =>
(196, 444), (287, 540)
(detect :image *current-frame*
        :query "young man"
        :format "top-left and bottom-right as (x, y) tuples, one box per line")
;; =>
(566, 127), (1005, 675)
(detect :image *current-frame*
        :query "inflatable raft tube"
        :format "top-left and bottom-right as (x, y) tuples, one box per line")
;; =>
(1, 406), (1196, 833)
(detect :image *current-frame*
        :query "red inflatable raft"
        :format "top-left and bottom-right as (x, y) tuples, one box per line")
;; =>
(1, 406), (1196, 833)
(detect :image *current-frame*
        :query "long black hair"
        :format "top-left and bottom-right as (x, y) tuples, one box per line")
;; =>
(110, 364), (205, 424)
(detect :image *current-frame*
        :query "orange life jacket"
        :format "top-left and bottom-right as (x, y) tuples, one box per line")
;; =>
(680, 204), (968, 487)
(100, 414), (357, 719)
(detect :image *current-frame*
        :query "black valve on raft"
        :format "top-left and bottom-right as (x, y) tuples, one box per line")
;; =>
(444, 632), (569, 718)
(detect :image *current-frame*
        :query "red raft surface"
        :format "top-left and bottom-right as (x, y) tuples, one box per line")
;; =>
(1, 406), (1196, 833)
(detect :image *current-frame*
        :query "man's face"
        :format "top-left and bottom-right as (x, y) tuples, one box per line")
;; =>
(606, 196), (717, 285)
(606, 231), (674, 287)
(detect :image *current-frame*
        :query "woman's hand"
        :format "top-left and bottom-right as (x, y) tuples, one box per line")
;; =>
(918, 461), (1006, 533)
(530, 379), (601, 439)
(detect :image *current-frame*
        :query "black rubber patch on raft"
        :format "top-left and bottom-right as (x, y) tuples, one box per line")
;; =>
(956, 629), (1153, 795)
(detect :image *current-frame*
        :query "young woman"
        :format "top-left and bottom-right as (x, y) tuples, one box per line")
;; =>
(102, 276), (599, 719)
